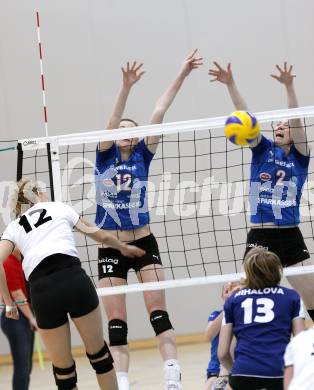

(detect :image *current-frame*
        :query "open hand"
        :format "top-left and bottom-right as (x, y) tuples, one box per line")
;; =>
(120, 244), (146, 258)
(122, 61), (145, 88)
(208, 62), (233, 85)
(179, 49), (203, 78)
(270, 62), (296, 86)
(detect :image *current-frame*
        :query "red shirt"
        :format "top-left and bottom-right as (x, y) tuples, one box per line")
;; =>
(3, 255), (28, 300)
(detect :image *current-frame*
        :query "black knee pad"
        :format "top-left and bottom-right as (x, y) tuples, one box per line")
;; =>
(52, 362), (77, 390)
(86, 342), (114, 374)
(108, 319), (128, 346)
(150, 310), (173, 336)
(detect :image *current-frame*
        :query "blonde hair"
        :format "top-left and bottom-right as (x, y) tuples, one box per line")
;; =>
(8, 178), (42, 217)
(243, 247), (283, 289)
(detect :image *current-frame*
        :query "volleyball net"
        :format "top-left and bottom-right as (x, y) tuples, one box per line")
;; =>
(9, 106), (314, 295)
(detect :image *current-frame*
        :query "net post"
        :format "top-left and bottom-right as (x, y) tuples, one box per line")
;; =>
(47, 141), (62, 202)
(16, 142), (23, 181)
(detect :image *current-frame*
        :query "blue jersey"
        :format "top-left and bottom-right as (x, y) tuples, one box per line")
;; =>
(224, 285), (304, 378)
(250, 136), (309, 226)
(95, 140), (154, 230)
(207, 310), (221, 375)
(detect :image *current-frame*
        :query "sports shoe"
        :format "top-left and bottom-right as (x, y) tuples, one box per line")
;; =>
(211, 376), (228, 390)
(166, 381), (182, 390)
(164, 360), (182, 390)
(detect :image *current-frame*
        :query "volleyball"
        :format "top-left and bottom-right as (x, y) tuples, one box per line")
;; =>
(224, 111), (260, 146)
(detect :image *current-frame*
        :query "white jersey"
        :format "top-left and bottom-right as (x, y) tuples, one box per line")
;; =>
(284, 326), (314, 390)
(1, 202), (80, 280)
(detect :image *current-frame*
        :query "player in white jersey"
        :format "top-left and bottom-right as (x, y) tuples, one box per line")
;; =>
(0, 178), (145, 390)
(284, 325), (314, 390)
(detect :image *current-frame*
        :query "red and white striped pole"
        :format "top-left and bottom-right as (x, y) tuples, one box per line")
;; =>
(36, 11), (49, 138)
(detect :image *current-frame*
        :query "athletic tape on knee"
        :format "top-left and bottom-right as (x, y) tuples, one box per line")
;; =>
(108, 319), (128, 346)
(150, 310), (173, 336)
(86, 342), (114, 374)
(52, 362), (77, 390)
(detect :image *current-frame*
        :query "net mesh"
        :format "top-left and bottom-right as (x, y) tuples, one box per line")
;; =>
(13, 107), (314, 294)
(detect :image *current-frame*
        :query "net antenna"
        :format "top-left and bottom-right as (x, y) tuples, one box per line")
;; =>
(17, 106), (314, 296)
(36, 11), (49, 138)
(30, 12), (62, 201)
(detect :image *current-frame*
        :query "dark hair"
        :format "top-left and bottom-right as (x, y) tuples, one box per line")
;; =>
(120, 118), (139, 127)
(243, 247), (282, 289)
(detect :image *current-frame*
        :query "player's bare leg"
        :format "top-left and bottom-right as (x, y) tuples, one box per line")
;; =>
(286, 259), (314, 322)
(72, 306), (118, 390)
(39, 323), (78, 390)
(100, 277), (130, 389)
(137, 264), (182, 389)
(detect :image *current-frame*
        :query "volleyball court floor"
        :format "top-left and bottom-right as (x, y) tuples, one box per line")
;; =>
(0, 342), (209, 389)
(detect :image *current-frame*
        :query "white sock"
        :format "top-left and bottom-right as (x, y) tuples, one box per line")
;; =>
(164, 359), (181, 383)
(116, 371), (130, 390)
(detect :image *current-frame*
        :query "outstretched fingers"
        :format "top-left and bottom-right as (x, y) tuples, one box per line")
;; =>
(270, 74), (280, 81)
(137, 70), (146, 78)
(134, 62), (144, 72)
(213, 61), (223, 71)
(190, 57), (203, 68)
(276, 64), (283, 74)
(187, 48), (198, 60)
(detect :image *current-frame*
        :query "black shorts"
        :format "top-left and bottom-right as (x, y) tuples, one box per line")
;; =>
(229, 375), (283, 390)
(98, 233), (162, 280)
(244, 227), (309, 267)
(29, 254), (99, 329)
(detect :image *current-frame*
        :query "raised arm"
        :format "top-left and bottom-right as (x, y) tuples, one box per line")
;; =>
(204, 311), (223, 342)
(271, 62), (309, 155)
(75, 218), (145, 258)
(146, 49), (203, 154)
(208, 62), (248, 111)
(209, 62), (263, 147)
(99, 62), (145, 151)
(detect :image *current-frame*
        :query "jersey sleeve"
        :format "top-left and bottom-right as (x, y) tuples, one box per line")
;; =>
(291, 293), (306, 320)
(223, 297), (234, 325)
(62, 204), (80, 227)
(250, 135), (272, 157)
(208, 310), (221, 322)
(96, 143), (117, 167)
(3, 256), (23, 293)
(290, 144), (310, 168)
(284, 340), (295, 367)
(1, 221), (17, 246)
(137, 139), (154, 166)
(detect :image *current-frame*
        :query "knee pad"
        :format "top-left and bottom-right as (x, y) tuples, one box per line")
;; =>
(150, 310), (173, 336)
(52, 362), (77, 390)
(86, 342), (114, 374)
(108, 319), (128, 346)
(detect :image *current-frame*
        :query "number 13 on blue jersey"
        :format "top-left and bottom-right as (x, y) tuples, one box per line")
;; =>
(241, 298), (275, 324)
